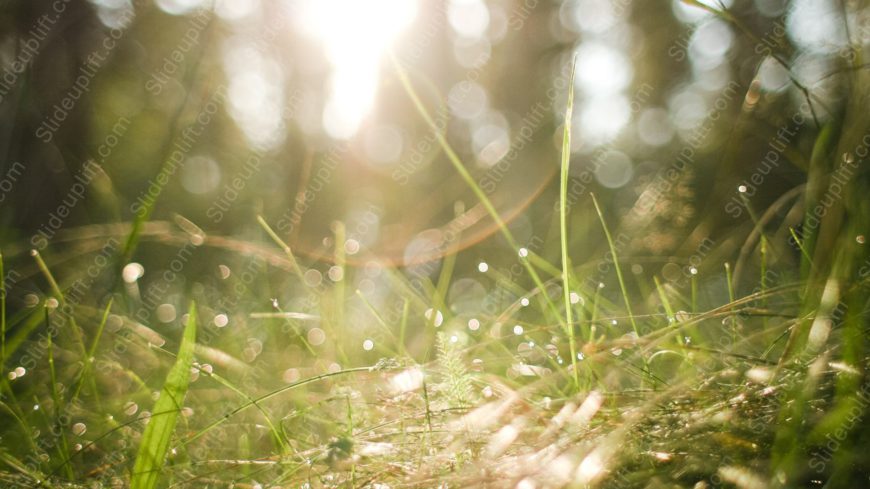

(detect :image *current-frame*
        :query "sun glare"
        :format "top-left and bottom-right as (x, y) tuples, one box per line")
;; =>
(293, 0), (418, 139)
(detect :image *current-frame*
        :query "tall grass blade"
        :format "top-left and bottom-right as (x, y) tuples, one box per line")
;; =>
(559, 58), (579, 389)
(130, 302), (197, 489)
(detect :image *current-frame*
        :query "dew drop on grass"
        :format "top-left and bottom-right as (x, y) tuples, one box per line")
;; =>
(611, 319), (618, 326)
(213, 313), (229, 327)
(328, 265), (344, 282)
(45, 297), (59, 309)
(23, 294), (39, 307)
(513, 325), (524, 335)
(307, 327), (326, 345)
(689, 266), (698, 275)
(363, 339), (374, 351)
(569, 292), (582, 305)
(72, 423), (87, 436)
(283, 368), (301, 383)
(124, 401), (138, 416)
(122, 262), (144, 283)
(520, 297), (530, 307)
(468, 318), (480, 331)
(738, 185), (747, 193)
(478, 261), (489, 272)
(424, 308), (444, 327)
(181, 407), (194, 417)
(518, 247), (529, 258)
(13, 366), (25, 378)
(344, 239), (360, 254)
(189, 367), (200, 383)
(218, 264), (231, 279)
(857, 235), (866, 244)
(303, 269), (323, 287)
(74, 443), (82, 452)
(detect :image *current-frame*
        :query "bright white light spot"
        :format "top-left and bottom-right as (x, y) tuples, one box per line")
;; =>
(122, 263), (144, 283)
(468, 318), (481, 331)
(576, 451), (604, 483)
(213, 314), (229, 328)
(295, 0), (418, 138)
(155, 0), (207, 15)
(391, 367), (424, 392)
(569, 292), (582, 305)
(513, 325), (524, 335)
(520, 297), (530, 307)
(578, 95), (630, 144)
(363, 339), (375, 351)
(478, 262), (489, 273)
(738, 185), (747, 193)
(518, 247), (529, 258)
(448, 0), (490, 38)
(575, 42), (632, 96)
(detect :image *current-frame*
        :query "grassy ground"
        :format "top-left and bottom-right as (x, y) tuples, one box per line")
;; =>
(2, 1), (870, 488)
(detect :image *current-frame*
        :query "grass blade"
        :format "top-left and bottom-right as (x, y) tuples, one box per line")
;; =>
(130, 302), (198, 489)
(559, 58), (579, 389)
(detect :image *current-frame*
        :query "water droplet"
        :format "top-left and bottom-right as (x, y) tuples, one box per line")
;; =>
(122, 263), (144, 283)
(569, 292), (582, 305)
(74, 443), (82, 451)
(307, 327), (326, 346)
(520, 297), (530, 307)
(14, 366), (25, 377)
(477, 261), (489, 272)
(283, 368), (301, 383)
(857, 235), (865, 244)
(424, 308), (444, 327)
(518, 247), (529, 258)
(213, 314), (229, 328)
(23, 294), (39, 307)
(218, 264), (231, 279)
(598, 282), (605, 289)
(449, 335), (459, 343)
(124, 401), (138, 416)
(72, 423), (87, 436)
(181, 407), (194, 417)
(33, 404), (39, 411)
(45, 298), (59, 309)
(689, 266), (698, 275)
(303, 269), (323, 287)
(328, 266), (344, 282)
(577, 352), (585, 360)
(201, 364), (213, 374)
(611, 319), (618, 326)
(468, 318), (480, 331)
(344, 239), (360, 255)
(738, 185), (747, 193)
(363, 339), (374, 351)
(482, 385), (493, 397)
(513, 325), (524, 335)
